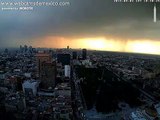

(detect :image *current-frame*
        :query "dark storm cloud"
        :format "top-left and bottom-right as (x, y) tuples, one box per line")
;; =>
(0, 0), (159, 47)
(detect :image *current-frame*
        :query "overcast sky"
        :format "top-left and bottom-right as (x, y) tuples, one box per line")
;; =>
(0, 0), (160, 48)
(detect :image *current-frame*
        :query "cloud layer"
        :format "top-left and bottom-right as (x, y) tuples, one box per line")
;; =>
(0, 0), (160, 48)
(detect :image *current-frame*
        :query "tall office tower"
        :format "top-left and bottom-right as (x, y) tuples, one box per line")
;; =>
(28, 46), (33, 53)
(72, 51), (77, 59)
(82, 49), (87, 60)
(24, 45), (28, 52)
(35, 51), (52, 77)
(65, 65), (71, 78)
(20, 45), (23, 53)
(40, 61), (56, 89)
(57, 53), (71, 66)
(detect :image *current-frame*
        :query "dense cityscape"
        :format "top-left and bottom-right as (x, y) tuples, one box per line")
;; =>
(1, 0), (160, 119)
(0, 45), (160, 120)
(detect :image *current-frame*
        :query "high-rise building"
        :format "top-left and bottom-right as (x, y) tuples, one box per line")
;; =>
(40, 61), (56, 89)
(20, 45), (23, 53)
(57, 54), (70, 66)
(24, 45), (28, 52)
(28, 46), (33, 53)
(72, 51), (77, 59)
(35, 51), (56, 89)
(82, 49), (87, 60)
(64, 65), (71, 78)
(35, 52), (52, 77)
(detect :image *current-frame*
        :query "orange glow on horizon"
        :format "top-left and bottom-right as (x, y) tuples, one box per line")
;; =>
(126, 40), (160, 55)
(33, 36), (160, 55)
